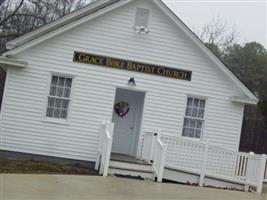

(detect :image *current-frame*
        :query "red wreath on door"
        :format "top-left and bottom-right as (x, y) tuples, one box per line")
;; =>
(114, 101), (130, 117)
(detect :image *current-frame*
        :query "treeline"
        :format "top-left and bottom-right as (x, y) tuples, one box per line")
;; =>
(0, 1), (266, 153)
(217, 42), (266, 154)
(199, 17), (267, 153)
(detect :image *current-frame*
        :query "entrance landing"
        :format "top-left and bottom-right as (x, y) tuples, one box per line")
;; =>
(111, 153), (148, 165)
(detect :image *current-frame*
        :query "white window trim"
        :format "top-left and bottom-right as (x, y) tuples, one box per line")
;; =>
(181, 94), (209, 140)
(41, 72), (75, 125)
(132, 7), (151, 30)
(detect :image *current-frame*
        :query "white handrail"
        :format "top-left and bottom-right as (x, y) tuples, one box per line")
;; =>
(96, 126), (267, 193)
(96, 122), (114, 177)
(94, 123), (105, 171)
(152, 134), (167, 182)
(160, 133), (267, 193)
(140, 131), (157, 163)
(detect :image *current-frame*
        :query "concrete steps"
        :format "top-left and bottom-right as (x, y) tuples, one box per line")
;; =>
(109, 160), (154, 180)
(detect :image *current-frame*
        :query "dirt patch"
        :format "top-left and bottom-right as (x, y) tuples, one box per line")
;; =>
(0, 158), (98, 175)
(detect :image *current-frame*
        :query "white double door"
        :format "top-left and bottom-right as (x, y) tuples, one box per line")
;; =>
(111, 88), (144, 156)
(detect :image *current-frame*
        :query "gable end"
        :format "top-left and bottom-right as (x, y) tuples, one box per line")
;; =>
(2, 0), (258, 104)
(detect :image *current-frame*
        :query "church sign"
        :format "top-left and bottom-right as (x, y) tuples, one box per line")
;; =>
(73, 51), (192, 81)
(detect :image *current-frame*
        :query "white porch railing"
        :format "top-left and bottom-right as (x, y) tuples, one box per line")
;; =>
(140, 131), (157, 163)
(140, 131), (267, 193)
(140, 131), (167, 182)
(152, 135), (167, 182)
(95, 122), (114, 177)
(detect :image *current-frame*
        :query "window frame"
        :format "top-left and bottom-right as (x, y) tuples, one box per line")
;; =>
(181, 95), (208, 140)
(132, 7), (151, 30)
(42, 72), (75, 125)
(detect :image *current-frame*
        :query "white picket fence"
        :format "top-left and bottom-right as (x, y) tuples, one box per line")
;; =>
(140, 131), (267, 193)
(96, 125), (267, 193)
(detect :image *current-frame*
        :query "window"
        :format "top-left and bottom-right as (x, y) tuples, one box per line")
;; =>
(134, 7), (150, 28)
(182, 97), (206, 139)
(46, 75), (72, 119)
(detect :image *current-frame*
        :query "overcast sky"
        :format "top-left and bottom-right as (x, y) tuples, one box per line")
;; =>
(162, 0), (267, 48)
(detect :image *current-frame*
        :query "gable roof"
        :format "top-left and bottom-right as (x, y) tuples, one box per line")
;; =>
(2, 0), (258, 104)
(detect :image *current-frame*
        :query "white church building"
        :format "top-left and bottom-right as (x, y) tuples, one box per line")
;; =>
(0, 0), (266, 193)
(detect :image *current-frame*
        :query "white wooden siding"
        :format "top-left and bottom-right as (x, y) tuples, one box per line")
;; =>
(1, 1), (245, 161)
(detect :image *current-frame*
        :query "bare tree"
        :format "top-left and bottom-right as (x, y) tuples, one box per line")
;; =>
(0, 0), (24, 27)
(0, 0), (91, 54)
(0, 0), (24, 52)
(197, 16), (238, 56)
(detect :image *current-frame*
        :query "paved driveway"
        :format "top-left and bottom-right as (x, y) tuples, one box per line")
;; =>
(0, 174), (266, 200)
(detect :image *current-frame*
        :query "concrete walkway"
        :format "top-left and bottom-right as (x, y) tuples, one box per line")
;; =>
(0, 174), (266, 200)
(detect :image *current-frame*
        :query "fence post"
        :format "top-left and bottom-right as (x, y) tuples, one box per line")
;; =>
(95, 123), (105, 171)
(256, 154), (267, 193)
(150, 129), (158, 163)
(199, 143), (209, 187)
(244, 152), (254, 192)
(109, 122), (115, 137)
(157, 129), (165, 182)
(103, 122), (114, 177)
(157, 143), (167, 183)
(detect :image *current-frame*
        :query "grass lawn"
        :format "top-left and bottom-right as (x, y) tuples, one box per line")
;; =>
(0, 158), (98, 175)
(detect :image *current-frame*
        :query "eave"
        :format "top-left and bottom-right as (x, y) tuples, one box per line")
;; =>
(230, 96), (258, 105)
(0, 56), (27, 69)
